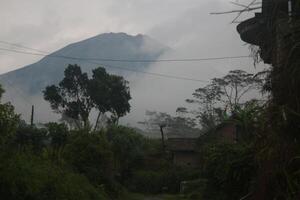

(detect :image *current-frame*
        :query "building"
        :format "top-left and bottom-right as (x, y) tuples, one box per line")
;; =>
(237, 0), (300, 129)
(237, 0), (300, 67)
(166, 138), (200, 168)
(236, 1), (300, 199)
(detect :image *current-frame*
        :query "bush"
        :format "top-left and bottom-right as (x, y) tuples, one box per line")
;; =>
(0, 153), (108, 200)
(129, 168), (201, 194)
(14, 125), (48, 153)
(106, 125), (146, 181)
(63, 131), (113, 186)
(201, 142), (256, 200)
(0, 102), (20, 146)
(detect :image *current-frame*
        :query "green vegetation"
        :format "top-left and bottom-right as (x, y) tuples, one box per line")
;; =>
(43, 64), (130, 128)
(0, 61), (299, 199)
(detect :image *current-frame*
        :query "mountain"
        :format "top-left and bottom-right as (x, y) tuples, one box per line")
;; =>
(0, 32), (168, 95)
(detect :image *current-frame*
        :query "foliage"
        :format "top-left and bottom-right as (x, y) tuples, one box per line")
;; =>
(104, 74), (131, 122)
(89, 67), (131, 124)
(44, 64), (131, 129)
(231, 100), (264, 141)
(14, 124), (48, 153)
(106, 125), (146, 182)
(44, 122), (68, 161)
(186, 70), (263, 129)
(46, 122), (68, 151)
(140, 111), (199, 136)
(0, 153), (108, 200)
(0, 102), (20, 146)
(63, 131), (113, 186)
(200, 142), (256, 200)
(0, 84), (4, 100)
(129, 168), (200, 194)
(44, 64), (92, 128)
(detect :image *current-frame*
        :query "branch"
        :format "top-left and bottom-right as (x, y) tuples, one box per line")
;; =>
(210, 7), (261, 15)
(230, 1), (261, 8)
(231, 0), (259, 23)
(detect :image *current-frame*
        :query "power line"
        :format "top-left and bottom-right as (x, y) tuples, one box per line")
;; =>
(92, 62), (209, 83)
(0, 40), (252, 83)
(0, 46), (251, 63)
(0, 40), (48, 54)
(0, 40), (251, 62)
(0, 47), (209, 82)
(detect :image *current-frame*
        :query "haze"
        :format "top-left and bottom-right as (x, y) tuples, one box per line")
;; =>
(0, 0), (266, 126)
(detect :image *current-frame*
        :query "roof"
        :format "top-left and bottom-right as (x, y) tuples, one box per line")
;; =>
(237, 13), (266, 46)
(166, 138), (198, 152)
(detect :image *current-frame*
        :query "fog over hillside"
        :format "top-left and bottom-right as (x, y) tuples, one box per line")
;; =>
(0, 33), (170, 124)
(0, 1), (266, 133)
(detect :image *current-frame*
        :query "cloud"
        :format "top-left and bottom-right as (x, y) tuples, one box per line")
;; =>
(0, 0), (266, 126)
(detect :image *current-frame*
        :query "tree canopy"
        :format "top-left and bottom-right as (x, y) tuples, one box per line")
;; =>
(185, 70), (263, 129)
(43, 64), (131, 129)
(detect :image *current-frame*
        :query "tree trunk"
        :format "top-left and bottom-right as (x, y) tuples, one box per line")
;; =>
(94, 111), (101, 132)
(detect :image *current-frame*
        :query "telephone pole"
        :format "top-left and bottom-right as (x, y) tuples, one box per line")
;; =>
(159, 124), (167, 152)
(30, 105), (34, 127)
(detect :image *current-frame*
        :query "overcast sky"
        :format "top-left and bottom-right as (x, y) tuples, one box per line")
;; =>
(0, 0), (260, 73)
(0, 0), (266, 126)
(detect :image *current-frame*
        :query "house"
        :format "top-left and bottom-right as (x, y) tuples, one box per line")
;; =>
(237, 0), (300, 67)
(166, 138), (200, 168)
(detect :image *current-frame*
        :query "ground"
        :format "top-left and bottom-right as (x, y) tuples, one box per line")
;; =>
(128, 194), (184, 200)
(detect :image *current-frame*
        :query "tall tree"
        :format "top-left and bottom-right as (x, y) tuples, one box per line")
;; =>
(44, 64), (131, 129)
(44, 64), (92, 129)
(0, 84), (4, 100)
(186, 70), (263, 129)
(212, 70), (262, 111)
(107, 74), (131, 123)
(89, 68), (131, 126)
(0, 84), (20, 146)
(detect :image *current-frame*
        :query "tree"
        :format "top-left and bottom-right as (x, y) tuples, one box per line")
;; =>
(63, 132), (113, 186)
(106, 126), (145, 182)
(212, 70), (262, 112)
(44, 64), (92, 129)
(88, 68), (131, 127)
(44, 64), (131, 130)
(0, 84), (4, 100)
(0, 84), (20, 147)
(186, 83), (224, 130)
(45, 122), (68, 160)
(186, 70), (263, 129)
(140, 111), (199, 137)
(107, 75), (131, 123)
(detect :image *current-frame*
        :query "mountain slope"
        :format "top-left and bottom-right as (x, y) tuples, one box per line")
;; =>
(0, 32), (167, 95)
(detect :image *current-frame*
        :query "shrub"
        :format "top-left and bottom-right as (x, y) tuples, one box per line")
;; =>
(63, 131), (113, 186)
(0, 153), (107, 200)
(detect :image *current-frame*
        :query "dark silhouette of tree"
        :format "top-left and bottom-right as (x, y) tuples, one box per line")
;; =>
(212, 70), (262, 111)
(0, 84), (20, 146)
(107, 74), (131, 123)
(44, 64), (131, 130)
(44, 64), (92, 129)
(186, 70), (263, 129)
(0, 84), (4, 100)
(89, 68), (131, 126)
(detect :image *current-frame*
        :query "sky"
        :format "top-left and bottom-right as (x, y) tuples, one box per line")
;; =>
(0, 0), (267, 127)
(0, 0), (259, 73)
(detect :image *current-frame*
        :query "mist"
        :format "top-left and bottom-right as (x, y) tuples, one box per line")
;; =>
(0, 0), (268, 128)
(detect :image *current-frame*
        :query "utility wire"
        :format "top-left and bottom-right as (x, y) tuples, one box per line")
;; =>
(0, 47), (209, 82)
(0, 40), (252, 83)
(0, 46), (251, 63)
(0, 40), (48, 54)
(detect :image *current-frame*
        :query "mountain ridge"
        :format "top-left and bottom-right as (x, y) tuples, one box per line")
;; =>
(0, 32), (168, 95)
